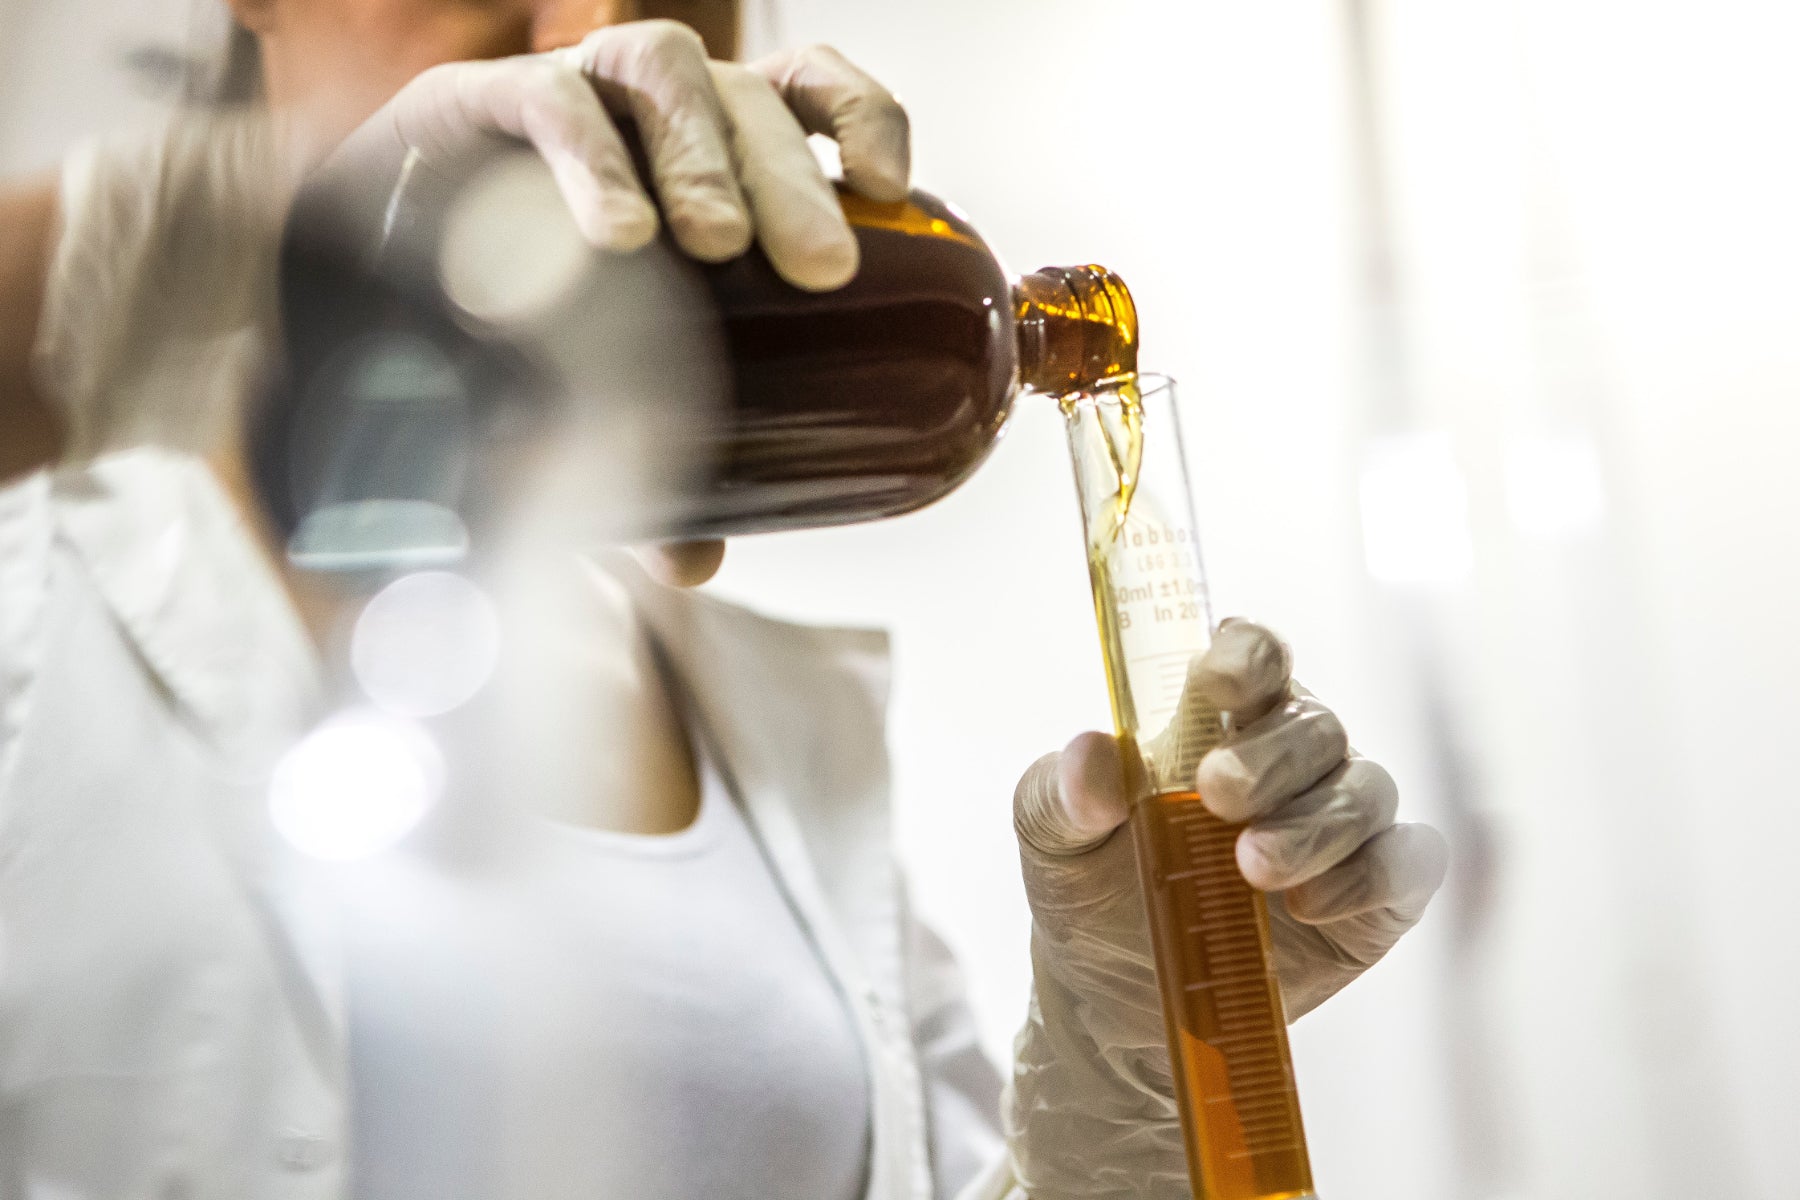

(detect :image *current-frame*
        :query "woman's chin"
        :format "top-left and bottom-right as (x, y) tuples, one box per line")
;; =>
(634, 540), (727, 588)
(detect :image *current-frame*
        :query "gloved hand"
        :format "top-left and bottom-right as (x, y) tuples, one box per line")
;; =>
(313, 21), (910, 290)
(1005, 619), (1448, 1198)
(299, 23), (910, 586)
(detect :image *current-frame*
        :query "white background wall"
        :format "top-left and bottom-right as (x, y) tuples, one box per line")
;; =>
(4, 1), (1797, 1197)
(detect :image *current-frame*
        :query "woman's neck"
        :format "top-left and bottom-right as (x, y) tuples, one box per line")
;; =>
(479, 558), (702, 835)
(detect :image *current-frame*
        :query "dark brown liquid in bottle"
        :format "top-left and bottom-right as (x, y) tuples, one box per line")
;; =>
(677, 191), (1021, 536)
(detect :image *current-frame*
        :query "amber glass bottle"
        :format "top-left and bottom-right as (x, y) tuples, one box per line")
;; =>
(675, 195), (1138, 535)
(261, 156), (1138, 555)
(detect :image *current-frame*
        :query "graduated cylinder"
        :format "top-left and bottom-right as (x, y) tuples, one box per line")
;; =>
(1062, 375), (1316, 1200)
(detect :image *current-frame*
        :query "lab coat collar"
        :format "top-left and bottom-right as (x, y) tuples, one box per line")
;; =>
(48, 448), (346, 1086)
(49, 448), (325, 764)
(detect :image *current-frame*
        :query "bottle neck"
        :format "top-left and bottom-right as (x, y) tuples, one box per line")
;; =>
(1013, 266), (1139, 396)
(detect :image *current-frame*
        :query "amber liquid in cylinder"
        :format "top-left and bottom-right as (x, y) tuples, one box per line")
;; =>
(1133, 787), (1314, 1200)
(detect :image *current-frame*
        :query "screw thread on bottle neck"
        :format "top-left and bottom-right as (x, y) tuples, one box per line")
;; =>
(1014, 266), (1139, 396)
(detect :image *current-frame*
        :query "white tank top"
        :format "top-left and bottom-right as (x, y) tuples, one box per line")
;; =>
(341, 754), (872, 1200)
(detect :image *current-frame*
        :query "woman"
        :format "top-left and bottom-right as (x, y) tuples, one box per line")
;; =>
(0, 2), (1448, 1197)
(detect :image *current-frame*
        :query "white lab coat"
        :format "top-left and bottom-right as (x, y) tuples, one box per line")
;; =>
(0, 449), (1023, 1200)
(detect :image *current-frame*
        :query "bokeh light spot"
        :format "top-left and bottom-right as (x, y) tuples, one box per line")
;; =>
(351, 570), (501, 717)
(269, 712), (443, 861)
(440, 152), (591, 325)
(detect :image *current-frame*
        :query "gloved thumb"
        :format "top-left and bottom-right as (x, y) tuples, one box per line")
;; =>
(1012, 733), (1165, 1067)
(1014, 731), (1132, 858)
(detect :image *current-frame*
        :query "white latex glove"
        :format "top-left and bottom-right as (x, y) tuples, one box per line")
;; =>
(1005, 619), (1448, 1198)
(313, 21), (910, 290)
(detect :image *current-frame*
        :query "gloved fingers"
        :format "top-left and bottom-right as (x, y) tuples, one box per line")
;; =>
(1195, 694), (1348, 823)
(1235, 756), (1399, 891)
(707, 61), (858, 290)
(750, 44), (911, 203)
(1281, 821), (1449, 926)
(1185, 618), (1293, 729)
(1013, 733), (1131, 859)
(408, 56), (659, 252)
(565, 21), (753, 261)
(631, 539), (726, 588)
